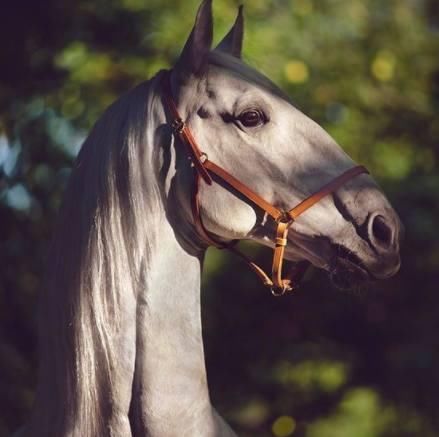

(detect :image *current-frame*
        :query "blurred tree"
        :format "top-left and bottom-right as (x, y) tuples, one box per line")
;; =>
(1, 0), (438, 436)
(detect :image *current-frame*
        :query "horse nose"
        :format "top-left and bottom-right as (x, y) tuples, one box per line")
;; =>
(367, 211), (402, 278)
(370, 214), (393, 248)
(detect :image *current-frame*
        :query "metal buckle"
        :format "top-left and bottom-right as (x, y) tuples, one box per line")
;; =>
(199, 152), (208, 163)
(275, 211), (294, 225)
(271, 283), (293, 297)
(171, 118), (185, 133)
(189, 152), (208, 169)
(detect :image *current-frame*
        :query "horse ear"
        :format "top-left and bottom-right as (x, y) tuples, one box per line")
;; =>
(215, 5), (244, 58)
(175, 0), (213, 77)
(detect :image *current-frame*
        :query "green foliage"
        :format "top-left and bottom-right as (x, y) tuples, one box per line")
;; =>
(1, 0), (438, 436)
(273, 360), (349, 394)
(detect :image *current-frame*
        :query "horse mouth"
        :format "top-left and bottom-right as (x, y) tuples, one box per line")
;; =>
(328, 244), (371, 290)
(283, 238), (372, 290)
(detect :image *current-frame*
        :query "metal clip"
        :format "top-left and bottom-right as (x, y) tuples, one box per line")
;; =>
(171, 118), (185, 133)
(275, 211), (294, 225)
(270, 283), (293, 297)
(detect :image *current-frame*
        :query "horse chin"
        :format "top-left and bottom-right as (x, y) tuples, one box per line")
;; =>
(284, 240), (372, 290)
(328, 255), (371, 290)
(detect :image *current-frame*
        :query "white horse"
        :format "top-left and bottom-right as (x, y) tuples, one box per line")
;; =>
(22, 1), (402, 436)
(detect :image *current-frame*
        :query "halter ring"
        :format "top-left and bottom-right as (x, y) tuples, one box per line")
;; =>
(275, 212), (294, 225)
(271, 283), (293, 297)
(171, 118), (185, 133)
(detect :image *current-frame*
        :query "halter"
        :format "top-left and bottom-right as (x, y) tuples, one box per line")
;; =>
(162, 72), (368, 296)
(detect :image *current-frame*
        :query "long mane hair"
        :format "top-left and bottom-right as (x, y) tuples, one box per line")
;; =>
(29, 71), (165, 436)
(29, 52), (276, 436)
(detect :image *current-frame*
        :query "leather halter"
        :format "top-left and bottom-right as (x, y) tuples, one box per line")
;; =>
(162, 72), (369, 296)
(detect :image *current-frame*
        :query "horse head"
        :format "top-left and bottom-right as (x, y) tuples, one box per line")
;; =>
(168, 0), (402, 290)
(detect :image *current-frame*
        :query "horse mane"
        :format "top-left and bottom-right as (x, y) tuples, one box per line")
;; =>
(30, 71), (166, 436)
(29, 52), (283, 436)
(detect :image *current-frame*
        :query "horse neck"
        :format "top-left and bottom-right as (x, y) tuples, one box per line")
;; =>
(132, 220), (210, 434)
(130, 95), (233, 435)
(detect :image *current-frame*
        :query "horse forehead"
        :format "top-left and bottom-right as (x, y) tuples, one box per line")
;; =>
(209, 59), (289, 92)
(205, 74), (294, 118)
(206, 69), (258, 100)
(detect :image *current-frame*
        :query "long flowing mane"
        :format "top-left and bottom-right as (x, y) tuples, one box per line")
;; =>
(29, 71), (165, 436)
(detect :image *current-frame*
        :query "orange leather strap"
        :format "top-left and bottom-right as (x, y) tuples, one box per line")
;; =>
(162, 72), (369, 296)
(163, 80), (213, 185)
(190, 170), (276, 287)
(191, 171), (223, 247)
(272, 220), (293, 292)
(204, 160), (283, 221)
(272, 165), (369, 294)
(287, 166), (368, 220)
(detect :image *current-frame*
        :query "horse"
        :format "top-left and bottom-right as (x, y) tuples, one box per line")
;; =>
(22, 1), (402, 436)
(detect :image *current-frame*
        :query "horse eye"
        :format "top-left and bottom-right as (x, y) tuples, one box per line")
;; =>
(238, 110), (264, 128)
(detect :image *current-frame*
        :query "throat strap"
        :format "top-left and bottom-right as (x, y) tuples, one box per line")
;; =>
(162, 72), (369, 296)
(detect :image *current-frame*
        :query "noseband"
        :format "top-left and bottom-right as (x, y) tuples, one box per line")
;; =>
(162, 72), (368, 296)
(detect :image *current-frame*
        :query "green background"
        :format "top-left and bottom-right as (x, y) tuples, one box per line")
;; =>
(1, 0), (438, 436)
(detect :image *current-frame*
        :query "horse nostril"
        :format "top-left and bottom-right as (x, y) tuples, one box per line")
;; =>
(371, 214), (393, 248)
